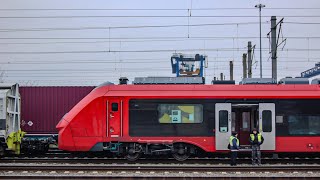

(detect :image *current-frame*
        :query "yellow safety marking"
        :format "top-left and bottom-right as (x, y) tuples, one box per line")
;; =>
(6, 129), (26, 155)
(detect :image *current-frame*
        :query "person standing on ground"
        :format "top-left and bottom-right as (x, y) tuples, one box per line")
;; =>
(249, 128), (264, 165)
(229, 131), (240, 166)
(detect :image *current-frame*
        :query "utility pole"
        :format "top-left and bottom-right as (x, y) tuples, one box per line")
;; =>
(229, 61), (234, 81)
(247, 41), (252, 78)
(271, 16), (277, 81)
(242, 54), (247, 79)
(255, 4), (265, 78)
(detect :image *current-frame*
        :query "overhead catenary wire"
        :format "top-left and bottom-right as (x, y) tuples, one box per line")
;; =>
(8, 70), (304, 80)
(0, 38), (257, 45)
(0, 56), (319, 64)
(3, 70), (307, 80)
(0, 37), (318, 45)
(1, 67), (307, 72)
(0, 22), (267, 32)
(284, 22), (320, 25)
(1, 36), (320, 40)
(0, 62), (313, 67)
(0, 8), (320, 11)
(3, 71), (305, 77)
(0, 48), (320, 54)
(2, 71), (308, 77)
(0, 15), (320, 19)
(0, 21), (318, 33)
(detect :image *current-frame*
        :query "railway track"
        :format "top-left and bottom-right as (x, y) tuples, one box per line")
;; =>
(0, 164), (319, 179)
(1, 156), (320, 165)
(2, 153), (320, 179)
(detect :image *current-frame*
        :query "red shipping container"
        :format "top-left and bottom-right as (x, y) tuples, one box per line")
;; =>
(20, 86), (95, 134)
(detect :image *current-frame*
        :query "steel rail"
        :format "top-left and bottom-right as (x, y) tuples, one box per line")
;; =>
(1, 164), (319, 179)
(1, 157), (320, 164)
(1, 164), (320, 172)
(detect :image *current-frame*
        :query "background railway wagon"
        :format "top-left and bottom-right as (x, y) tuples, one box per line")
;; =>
(20, 86), (95, 135)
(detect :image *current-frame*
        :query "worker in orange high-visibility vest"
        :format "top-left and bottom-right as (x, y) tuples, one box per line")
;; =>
(249, 128), (264, 165)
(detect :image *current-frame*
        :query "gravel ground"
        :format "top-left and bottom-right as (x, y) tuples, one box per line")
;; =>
(1, 162), (320, 166)
(1, 163), (319, 178)
(0, 170), (320, 178)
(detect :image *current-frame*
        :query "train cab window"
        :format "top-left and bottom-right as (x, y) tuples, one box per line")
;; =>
(158, 104), (203, 124)
(219, 110), (228, 133)
(262, 110), (272, 132)
(111, 103), (118, 111)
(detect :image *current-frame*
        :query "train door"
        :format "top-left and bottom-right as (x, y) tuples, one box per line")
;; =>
(107, 98), (123, 138)
(258, 103), (275, 150)
(231, 105), (257, 146)
(239, 110), (251, 145)
(215, 103), (231, 150)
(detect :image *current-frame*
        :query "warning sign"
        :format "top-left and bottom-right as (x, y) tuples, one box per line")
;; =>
(27, 121), (33, 127)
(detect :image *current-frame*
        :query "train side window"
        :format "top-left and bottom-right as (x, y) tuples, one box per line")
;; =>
(219, 110), (228, 133)
(158, 104), (203, 124)
(111, 103), (118, 111)
(262, 110), (272, 132)
(288, 115), (320, 135)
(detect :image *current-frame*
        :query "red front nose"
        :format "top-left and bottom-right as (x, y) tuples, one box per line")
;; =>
(57, 118), (76, 151)
(56, 116), (69, 130)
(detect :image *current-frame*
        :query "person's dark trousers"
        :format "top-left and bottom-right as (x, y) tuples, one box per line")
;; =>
(230, 150), (238, 166)
(252, 145), (261, 165)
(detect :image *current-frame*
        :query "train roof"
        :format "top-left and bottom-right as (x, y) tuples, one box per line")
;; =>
(95, 84), (320, 99)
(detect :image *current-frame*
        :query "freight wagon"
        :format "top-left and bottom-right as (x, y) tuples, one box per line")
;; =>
(19, 86), (95, 153)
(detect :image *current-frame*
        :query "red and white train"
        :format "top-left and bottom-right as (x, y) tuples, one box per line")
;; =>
(57, 84), (320, 161)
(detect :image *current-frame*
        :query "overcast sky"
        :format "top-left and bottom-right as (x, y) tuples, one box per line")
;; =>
(0, 0), (320, 86)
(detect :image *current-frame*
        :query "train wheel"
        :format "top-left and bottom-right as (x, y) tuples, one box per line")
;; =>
(125, 147), (142, 161)
(172, 152), (189, 161)
(125, 151), (141, 161)
(172, 144), (190, 161)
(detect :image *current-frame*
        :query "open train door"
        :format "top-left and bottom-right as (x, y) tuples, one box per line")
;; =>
(259, 103), (275, 150)
(215, 103), (231, 150)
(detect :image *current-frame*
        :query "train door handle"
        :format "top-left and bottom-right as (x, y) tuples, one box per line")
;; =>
(110, 114), (114, 118)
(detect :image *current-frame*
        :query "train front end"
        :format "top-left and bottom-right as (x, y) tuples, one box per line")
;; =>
(56, 114), (76, 151)
(56, 85), (109, 151)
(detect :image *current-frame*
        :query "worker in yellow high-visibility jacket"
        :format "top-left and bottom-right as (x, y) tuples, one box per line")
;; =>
(229, 131), (239, 166)
(249, 128), (264, 165)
